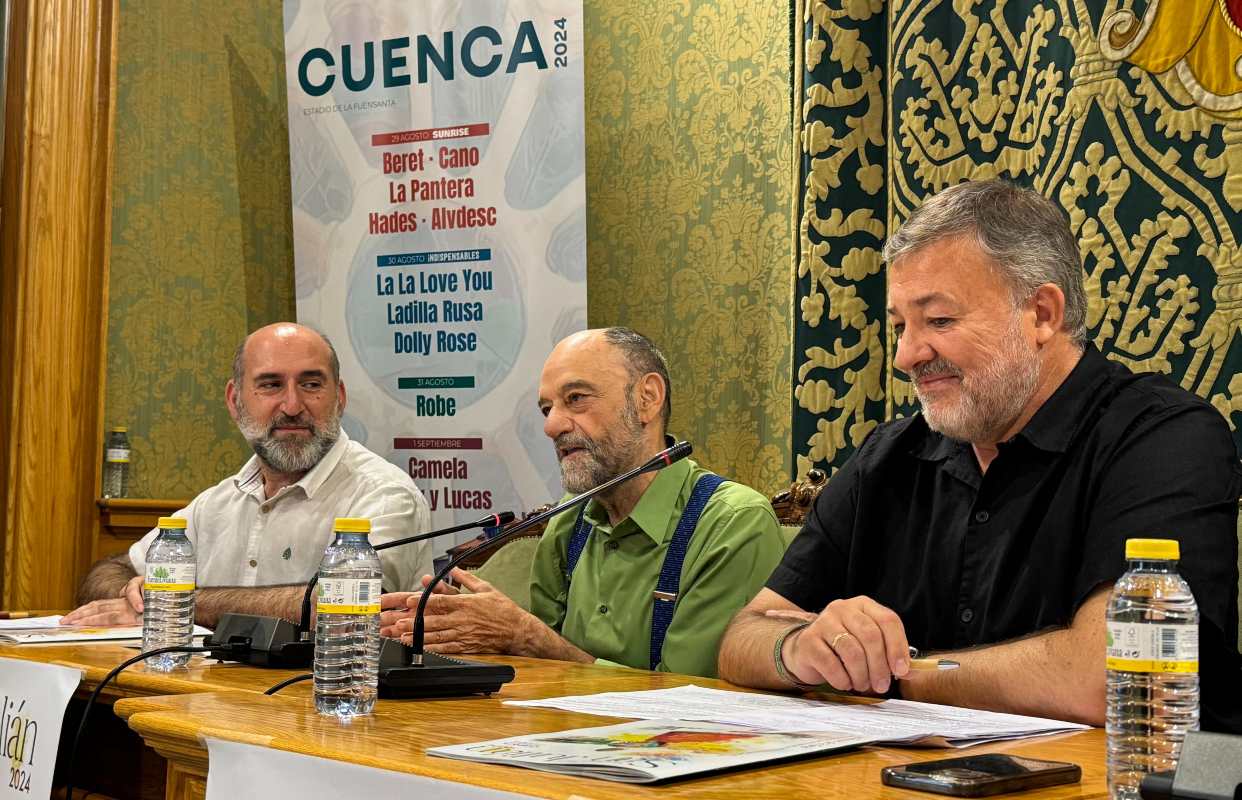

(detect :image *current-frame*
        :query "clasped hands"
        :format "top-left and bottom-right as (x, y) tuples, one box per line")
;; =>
(776, 596), (913, 695)
(60, 575), (146, 626)
(379, 568), (527, 654)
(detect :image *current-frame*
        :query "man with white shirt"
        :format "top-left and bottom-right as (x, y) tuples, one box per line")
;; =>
(64, 322), (432, 628)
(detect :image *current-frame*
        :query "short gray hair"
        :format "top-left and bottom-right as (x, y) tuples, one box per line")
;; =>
(602, 327), (672, 429)
(882, 180), (1088, 345)
(232, 326), (341, 387)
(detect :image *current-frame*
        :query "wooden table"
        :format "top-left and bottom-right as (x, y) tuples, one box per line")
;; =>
(0, 642), (311, 700)
(0, 641), (311, 799)
(114, 658), (1109, 800)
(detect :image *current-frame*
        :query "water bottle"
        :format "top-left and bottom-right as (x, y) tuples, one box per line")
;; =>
(141, 517), (196, 671)
(314, 517), (382, 718)
(1106, 538), (1199, 799)
(102, 427), (131, 498)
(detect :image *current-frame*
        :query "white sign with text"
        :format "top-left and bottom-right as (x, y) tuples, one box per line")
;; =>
(205, 737), (535, 799)
(0, 657), (82, 798)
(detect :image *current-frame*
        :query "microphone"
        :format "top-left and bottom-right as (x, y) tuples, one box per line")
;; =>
(377, 441), (692, 698)
(205, 511), (515, 668)
(294, 511), (514, 642)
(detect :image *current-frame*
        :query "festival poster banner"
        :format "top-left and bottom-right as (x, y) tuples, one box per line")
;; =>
(283, 1), (586, 542)
(0, 658), (81, 798)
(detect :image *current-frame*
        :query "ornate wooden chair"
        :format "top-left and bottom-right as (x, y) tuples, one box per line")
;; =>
(769, 468), (828, 526)
(455, 470), (833, 610)
(769, 468), (829, 547)
(452, 506), (553, 608)
(448, 504), (553, 570)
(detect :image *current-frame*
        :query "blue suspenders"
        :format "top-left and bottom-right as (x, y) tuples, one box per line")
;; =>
(565, 473), (727, 670)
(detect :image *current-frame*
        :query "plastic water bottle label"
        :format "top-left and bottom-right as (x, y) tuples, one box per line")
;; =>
(105, 448), (131, 463)
(146, 562), (196, 591)
(1106, 621), (1198, 673)
(317, 578), (381, 614)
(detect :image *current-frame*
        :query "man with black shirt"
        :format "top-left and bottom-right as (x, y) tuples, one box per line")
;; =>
(718, 180), (1242, 731)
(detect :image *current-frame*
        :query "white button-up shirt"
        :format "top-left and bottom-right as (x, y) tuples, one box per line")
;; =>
(129, 432), (432, 591)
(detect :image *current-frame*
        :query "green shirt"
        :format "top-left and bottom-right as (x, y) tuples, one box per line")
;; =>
(529, 456), (784, 678)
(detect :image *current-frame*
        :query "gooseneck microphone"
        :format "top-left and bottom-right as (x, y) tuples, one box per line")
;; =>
(375, 440), (692, 698)
(411, 440), (690, 659)
(294, 511), (514, 641)
(205, 511), (514, 668)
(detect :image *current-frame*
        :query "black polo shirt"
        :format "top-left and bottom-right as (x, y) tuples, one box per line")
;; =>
(768, 345), (1242, 731)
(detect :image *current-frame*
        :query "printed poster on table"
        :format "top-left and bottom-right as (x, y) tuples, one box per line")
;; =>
(283, 1), (586, 541)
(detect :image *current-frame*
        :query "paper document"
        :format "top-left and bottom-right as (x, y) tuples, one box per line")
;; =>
(0, 615), (66, 629)
(506, 685), (1089, 747)
(429, 718), (872, 783)
(0, 615), (211, 644)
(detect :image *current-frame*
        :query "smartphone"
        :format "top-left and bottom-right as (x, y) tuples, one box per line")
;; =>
(880, 753), (1081, 797)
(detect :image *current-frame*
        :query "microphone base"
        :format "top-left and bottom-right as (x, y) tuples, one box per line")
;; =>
(204, 613), (313, 668)
(377, 638), (515, 699)
(1137, 731), (1242, 800)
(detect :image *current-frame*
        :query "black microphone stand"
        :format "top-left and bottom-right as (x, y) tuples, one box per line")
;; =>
(376, 441), (692, 698)
(205, 512), (514, 668)
(295, 511), (515, 642)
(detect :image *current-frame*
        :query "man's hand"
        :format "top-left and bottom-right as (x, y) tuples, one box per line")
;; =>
(61, 575), (145, 626)
(384, 568), (528, 654)
(379, 573), (459, 638)
(783, 595), (911, 694)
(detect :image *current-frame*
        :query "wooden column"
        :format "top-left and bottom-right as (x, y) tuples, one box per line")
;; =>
(0, 0), (117, 608)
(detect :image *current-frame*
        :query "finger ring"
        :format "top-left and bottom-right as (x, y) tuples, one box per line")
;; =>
(829, 632), (852, 651)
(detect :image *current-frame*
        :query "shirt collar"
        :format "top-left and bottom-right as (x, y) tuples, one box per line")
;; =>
(581, 435), (692, 544)
(908, 343), (1109, 459)
(908, 414), (961, 463)
(1012, 344), (1108, 453)
(232, 429), (350, 500)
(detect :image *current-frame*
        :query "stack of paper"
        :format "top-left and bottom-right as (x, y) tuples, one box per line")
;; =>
(505, 685), (1089, 747)
(0, 615), (211, 644)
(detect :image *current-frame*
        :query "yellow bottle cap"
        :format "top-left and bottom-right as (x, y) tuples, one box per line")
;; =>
(1126, 538), (1179, 560)
(157, 517), (187, 529)
(112, 426), (128, 432)
(334, 517), (371, 533)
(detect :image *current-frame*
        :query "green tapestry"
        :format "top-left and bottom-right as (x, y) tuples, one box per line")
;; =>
(793, 0), (1242, 475)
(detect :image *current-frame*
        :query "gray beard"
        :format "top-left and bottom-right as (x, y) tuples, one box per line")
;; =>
(916, 327), (1041, 444)
(236, 407), (341, 475)
(557, 405), (646, 494)
(560, 442), (629, 494)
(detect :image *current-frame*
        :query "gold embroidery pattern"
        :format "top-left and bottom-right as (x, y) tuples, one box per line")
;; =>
(795, 0), (1242, 473)
(793, 0), (887, 478)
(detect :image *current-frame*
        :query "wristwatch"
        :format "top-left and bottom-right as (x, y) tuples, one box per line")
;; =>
(773, 621), (817, 689)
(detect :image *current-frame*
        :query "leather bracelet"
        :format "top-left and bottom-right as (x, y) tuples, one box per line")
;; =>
(773, 621), (817, 689)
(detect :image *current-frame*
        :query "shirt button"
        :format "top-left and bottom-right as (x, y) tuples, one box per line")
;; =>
(974, 510), (989, 523)
(249, 559), (258, 568)
(960, 608), (974, 623)
(605, 541), (619, 551)
(260, 506), (270, 514)
(598, 604), (609, 615)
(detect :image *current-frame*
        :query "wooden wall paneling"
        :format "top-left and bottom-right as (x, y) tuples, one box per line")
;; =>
(0, 0), (118, 609)
(95, 498), (190, 563)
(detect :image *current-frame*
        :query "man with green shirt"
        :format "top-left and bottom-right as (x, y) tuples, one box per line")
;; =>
(380, 327), (783, 677)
